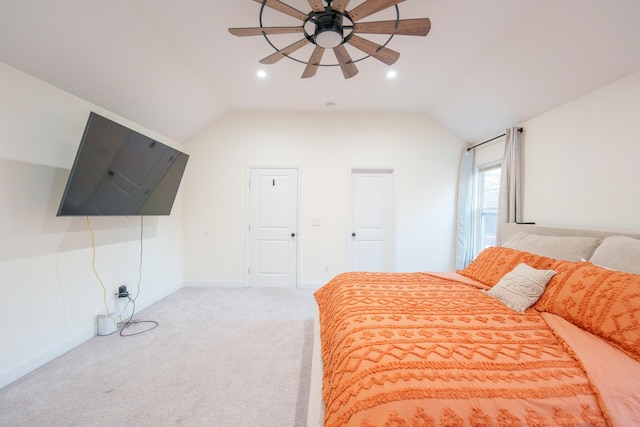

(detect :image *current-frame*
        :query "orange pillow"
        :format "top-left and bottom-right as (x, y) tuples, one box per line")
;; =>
(457, 246), (557, 287)
(535, 261), (640, 362)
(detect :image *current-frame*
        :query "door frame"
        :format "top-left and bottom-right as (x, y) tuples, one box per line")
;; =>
(347, 167), (397, 272)
(245, 165), (300, 287)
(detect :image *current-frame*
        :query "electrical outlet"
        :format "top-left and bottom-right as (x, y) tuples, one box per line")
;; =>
(118, 285), (129, 298)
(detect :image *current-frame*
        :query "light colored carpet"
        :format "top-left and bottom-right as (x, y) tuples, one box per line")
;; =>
(0, 287), (317, 427)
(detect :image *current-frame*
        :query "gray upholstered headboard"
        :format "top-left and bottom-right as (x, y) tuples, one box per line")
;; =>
(500, 223), (640, 273)
(502, 223), (640, 243)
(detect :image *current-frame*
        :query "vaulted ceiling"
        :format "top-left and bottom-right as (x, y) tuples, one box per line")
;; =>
(1, 0), (639, 143)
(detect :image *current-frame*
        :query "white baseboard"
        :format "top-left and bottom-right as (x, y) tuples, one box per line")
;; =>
(0, 327), (94, 389)
(298, 281), (325, 290)
(184, 280), (246, 288)
(184, 280), (326, 290)
(0, 281), (184, 390)
(184, 280), (324, 290)
(133, 281), (183, 312)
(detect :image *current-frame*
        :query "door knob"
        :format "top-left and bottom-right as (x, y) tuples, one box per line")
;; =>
(351, 233), (356, 237)
(291, 232), (296, 237)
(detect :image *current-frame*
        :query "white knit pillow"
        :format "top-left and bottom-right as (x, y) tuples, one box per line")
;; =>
(485, 263), (556, 312)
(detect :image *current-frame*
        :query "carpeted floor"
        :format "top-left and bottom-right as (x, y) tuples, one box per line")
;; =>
(0, 287), (317, 427)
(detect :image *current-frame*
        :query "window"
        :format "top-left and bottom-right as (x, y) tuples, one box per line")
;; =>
(476, 162), (501, 255)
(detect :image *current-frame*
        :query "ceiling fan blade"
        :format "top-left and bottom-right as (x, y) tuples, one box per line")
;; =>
(354, 18), (431, 36)
(333, 45), (358, 79)
(330, 0), (351, 13)
(252, 0), (308, 21)
(348, 0), (405, 22)
(302, 46), (325, 78)
(229, 26), (303, 37)
(259, 38), (310, 64)
(347, 35), (399, 65)
(306, 0), (325, 12)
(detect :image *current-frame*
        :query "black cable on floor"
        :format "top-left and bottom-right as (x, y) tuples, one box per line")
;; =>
(119, 296), (159, 337)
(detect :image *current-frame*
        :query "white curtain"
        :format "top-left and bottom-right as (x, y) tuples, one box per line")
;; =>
(496, 127), (522, 245)
(455, 149), (475, 269)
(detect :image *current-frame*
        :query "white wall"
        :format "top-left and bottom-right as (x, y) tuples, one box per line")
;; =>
(183, 111), (466, 288)
(5, 59), (634, 391)
(0, 62), (186, 388)
(521, 72), (640, 230)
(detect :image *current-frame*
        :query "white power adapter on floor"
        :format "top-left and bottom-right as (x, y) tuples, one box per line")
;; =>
(97, 313), (117, 335)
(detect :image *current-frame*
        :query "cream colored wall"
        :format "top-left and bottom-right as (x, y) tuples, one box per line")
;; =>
(183, 111), (466, 288)
(521, 72), (640, 230)
(5, 59), (634, 390)
(0, 62), (186, 388)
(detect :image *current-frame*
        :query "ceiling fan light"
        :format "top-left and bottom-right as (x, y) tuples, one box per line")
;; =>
(314, 13), (343, 48)
(315, 30), (343, 48)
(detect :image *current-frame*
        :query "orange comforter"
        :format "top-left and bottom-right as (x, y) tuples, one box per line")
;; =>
(314, 272), (609, 427)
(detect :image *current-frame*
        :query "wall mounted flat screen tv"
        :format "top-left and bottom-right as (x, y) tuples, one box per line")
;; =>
(57, 112), (189, 216)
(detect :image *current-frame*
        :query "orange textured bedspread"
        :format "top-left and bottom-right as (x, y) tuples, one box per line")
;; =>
(314, 272), (609, 427)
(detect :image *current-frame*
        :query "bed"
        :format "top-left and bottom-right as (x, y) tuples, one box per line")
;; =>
(307, 224), (640, 426)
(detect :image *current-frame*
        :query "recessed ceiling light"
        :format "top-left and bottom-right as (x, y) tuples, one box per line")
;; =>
(386, 70), (397, 79)
(257, 70), (267, 79)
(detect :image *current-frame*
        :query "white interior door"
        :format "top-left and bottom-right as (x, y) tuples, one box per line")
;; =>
(348, 169), (395, 272)
(247, 168), (298, 287)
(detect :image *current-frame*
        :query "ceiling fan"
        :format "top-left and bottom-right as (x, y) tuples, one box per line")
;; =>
(229, 0), (431, 79)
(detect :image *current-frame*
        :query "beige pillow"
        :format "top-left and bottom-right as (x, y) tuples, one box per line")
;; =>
(589, 236), (640, 274)
(485, 263), (556, 312)
(502, 232), (601, 262)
